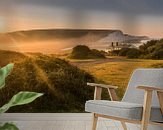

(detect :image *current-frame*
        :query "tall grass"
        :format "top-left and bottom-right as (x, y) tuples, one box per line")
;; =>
(0, 54), (94, 112)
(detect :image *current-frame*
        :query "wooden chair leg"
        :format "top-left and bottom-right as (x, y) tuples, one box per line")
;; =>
(157, 91), (163, 114)
(141, 90), (152, 130)
(92, 113), (98, 130)
(121, 121), (127, 130)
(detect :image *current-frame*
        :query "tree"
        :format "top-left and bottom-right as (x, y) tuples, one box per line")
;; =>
(91, 49), (106, 58)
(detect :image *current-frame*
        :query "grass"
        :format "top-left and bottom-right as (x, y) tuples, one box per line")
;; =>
(0, 49), (163, 112)
(74, 58), (163, 98)
(0, 52), (94, 112)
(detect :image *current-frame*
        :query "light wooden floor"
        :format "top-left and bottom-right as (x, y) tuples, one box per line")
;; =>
(0, 113), (140, 130)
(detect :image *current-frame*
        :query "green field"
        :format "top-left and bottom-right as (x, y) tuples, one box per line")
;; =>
(71, 57), (163, 98)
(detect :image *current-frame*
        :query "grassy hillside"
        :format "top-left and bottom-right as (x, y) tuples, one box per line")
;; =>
(0, 50), (25, 66)
(76, 58), (163, 98)
(0, 51), (94, 112)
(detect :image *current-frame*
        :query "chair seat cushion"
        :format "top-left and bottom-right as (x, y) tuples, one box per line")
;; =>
(85, 100), (163, 122)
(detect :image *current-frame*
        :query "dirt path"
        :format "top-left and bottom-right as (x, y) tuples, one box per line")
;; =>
(70, 57), (127, 67)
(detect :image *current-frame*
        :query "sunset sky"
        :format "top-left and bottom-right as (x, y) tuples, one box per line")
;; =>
(0, 0), (163, 38)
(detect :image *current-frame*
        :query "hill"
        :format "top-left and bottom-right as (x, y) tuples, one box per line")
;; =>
(0, 50), (94, 112)
(0, 29), (149, 53)
(0, 50), (25, 66)
(99, 30), (149, 43)
(0, 29), (116, 43)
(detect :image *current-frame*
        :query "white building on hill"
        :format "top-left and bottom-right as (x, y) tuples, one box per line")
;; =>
(97, 31), (150, 52)
(98, 31), (126, 52)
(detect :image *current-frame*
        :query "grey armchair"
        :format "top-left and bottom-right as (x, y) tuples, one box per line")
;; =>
(85, 69), (163, 130)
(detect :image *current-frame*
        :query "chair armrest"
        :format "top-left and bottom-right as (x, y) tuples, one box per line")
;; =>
(137, 86), (163, 92)
(87, 82), (118, 101)
(87, 82), (118, 89)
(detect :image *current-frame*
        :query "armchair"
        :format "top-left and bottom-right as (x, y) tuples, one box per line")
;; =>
(85, 69), (163, 130)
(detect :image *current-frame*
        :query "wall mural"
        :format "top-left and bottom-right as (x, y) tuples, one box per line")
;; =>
(0, 0), (163, 130)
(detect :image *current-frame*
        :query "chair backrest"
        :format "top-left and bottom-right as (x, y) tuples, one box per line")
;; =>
(122, 68), (163, 107)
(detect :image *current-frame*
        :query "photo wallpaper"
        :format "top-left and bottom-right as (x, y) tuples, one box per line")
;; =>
(0, 0), (163, 113)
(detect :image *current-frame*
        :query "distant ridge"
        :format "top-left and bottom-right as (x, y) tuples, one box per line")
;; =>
(0, 29), (116, 43)
(0, 29), (148, 43)
(0, 29), (149, 53)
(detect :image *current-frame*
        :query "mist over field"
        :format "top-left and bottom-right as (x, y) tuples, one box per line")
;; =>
(0, 29), (148, 54)
(0, 39), (84, 53)
(0, 30), (106, 53)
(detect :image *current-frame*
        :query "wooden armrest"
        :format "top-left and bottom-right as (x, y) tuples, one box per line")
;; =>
(137, 86), (163, 92)
(87, 82), (118, 101)
(87, 82), (118, 89)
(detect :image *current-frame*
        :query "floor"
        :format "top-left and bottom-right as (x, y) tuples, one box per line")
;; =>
(0, 113), (140, 130)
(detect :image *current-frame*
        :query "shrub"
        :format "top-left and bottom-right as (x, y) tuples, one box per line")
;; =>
(110, 50), (120, 56)
(139, 40), (158, 53)
(151, 49), (163, 59)
(126, 48), (141, 58)
(139, 39), (163, 59)
(69, 45), (105, 59)
(119, 48), (131, 56)
(91, 49), (106, 58)
(70, 45), (91, 59)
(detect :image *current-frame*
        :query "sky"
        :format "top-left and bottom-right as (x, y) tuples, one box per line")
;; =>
(0, 0), (163, 38)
